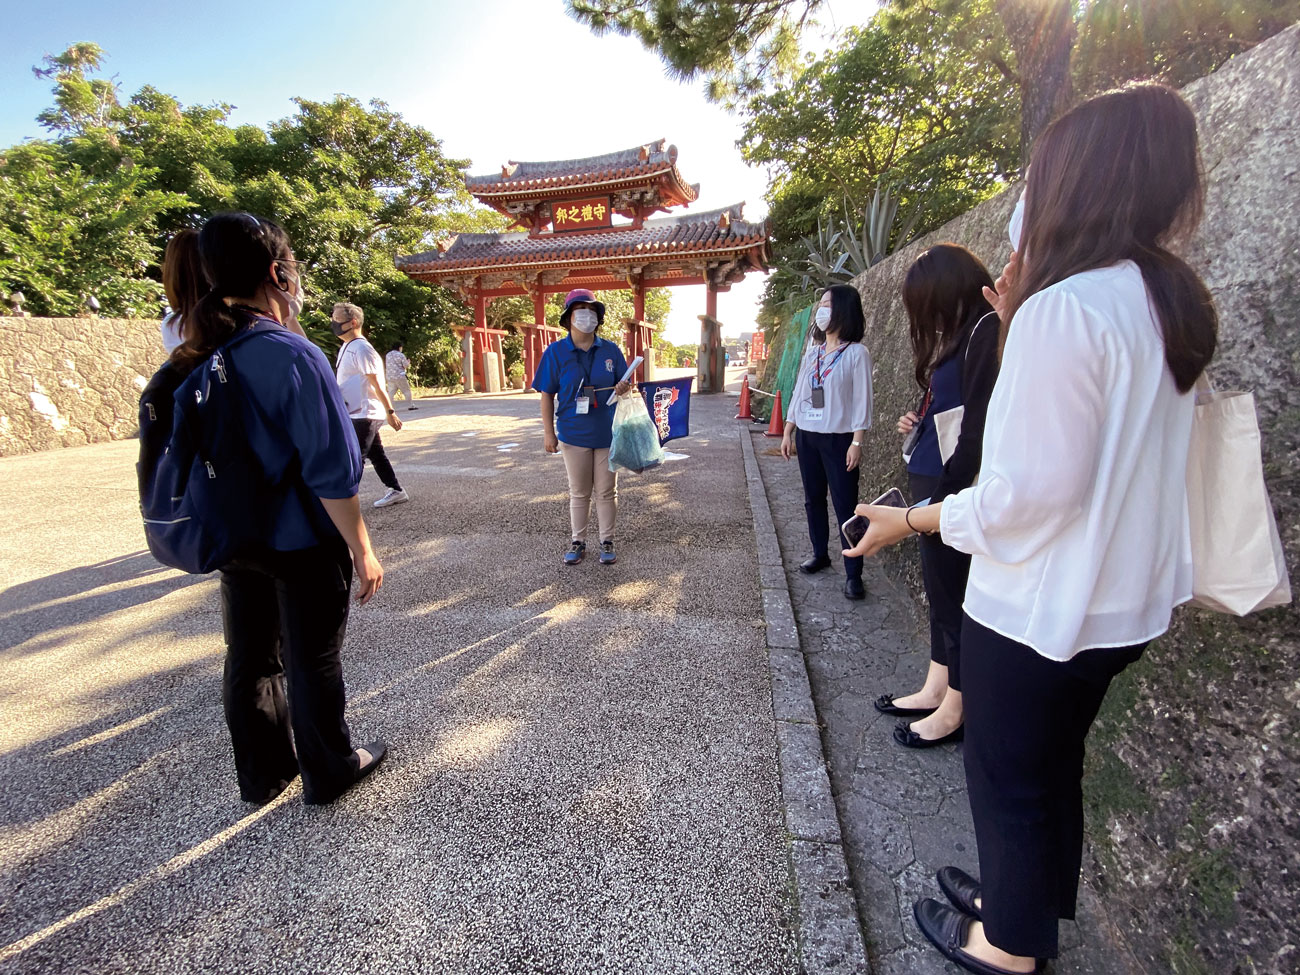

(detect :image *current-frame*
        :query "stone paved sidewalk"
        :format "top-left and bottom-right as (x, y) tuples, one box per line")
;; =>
(750, 426), (1145, 975)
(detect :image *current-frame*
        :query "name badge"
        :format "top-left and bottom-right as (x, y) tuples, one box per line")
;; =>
(805, 408), (825, 422)
(810, 386), (826, 409)
(575, 395), (590, 415)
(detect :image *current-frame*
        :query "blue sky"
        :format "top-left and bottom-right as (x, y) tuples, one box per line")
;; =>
(3, 0), (865, 342)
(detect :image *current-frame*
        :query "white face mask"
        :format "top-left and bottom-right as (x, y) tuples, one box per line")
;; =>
(571, 308), (599, 333)
(274, 267), (303, 322)
(1008, 192), (1025, 251)
(813, 306), (832, 331)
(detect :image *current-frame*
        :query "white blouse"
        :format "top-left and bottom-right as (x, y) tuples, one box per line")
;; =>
(940, 262), (1195, 661)
(788, 340), (873, 434)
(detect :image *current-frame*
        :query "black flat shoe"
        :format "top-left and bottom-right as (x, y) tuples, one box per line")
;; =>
(354, 740), (387, 784)
(913, 898), (1043, 975)
(894, 720), (965, 748)
(938, 865), (983, 919)
(303, 740), (388, 805)
(843, 577), (865, 600)
(799, 555), (832, 574)
(873, 693), (938, 718)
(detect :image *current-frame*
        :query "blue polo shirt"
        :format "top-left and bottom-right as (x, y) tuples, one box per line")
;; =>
(534, 335), (629, 449)
(225, 322), (363, 550)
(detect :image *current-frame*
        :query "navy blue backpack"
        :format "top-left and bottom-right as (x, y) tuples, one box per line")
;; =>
(137, 318), (281, 573)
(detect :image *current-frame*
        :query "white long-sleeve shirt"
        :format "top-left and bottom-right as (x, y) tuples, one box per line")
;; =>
(788, 339), (873, 434)
(940, 261), (1195, 661)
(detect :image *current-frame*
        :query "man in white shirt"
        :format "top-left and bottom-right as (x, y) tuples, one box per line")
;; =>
(332, 302), (409, 508)
(385, 343), (417, 411)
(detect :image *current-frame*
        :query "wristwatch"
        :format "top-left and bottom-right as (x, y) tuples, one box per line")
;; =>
(387, 409), (396, 415)
(851, 440), (862, 447)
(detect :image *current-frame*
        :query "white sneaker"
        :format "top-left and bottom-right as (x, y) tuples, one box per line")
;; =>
(374, 488), (409, 508)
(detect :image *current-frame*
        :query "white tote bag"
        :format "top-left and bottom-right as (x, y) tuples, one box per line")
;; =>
(1186, 376), (1292, 615)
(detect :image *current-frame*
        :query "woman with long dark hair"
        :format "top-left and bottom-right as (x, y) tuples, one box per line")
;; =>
(848, 83), (1217, 973)
(875, 245), (999, 749)
(181, 212), (387, 806)
(159, 230), (204, 353)
(780, 283), (873, 600)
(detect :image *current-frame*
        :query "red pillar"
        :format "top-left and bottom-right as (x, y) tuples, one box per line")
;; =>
(527, 291), (547, 387)
(474, 291), (488, 392)
(706, 285), (718, 320)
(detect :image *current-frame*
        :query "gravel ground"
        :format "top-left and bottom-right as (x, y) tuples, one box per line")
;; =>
(0, 375), (799, 975)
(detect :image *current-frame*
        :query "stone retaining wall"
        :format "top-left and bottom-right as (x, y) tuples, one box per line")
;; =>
(0, 316), (165, 456)
(843, 24), (1300, 973)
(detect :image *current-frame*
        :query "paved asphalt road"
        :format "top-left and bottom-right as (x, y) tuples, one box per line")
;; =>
(0, 371), (800, 975)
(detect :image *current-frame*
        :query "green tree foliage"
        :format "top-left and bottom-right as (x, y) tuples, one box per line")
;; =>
(567, 0), (823, 103)
(1, 43), (498, 388)
(0, 142), (188, 316)
(746, 1), (1019, 310)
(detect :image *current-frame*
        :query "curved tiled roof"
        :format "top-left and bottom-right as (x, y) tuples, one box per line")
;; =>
(465, 139), (698, 202)
(397, 204), (767, 277)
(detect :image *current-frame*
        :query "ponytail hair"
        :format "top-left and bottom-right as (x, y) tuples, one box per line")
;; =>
(171, 212), (293, 371)
(1003, 83), (1216, 392)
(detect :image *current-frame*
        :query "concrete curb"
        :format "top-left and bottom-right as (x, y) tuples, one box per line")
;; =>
(740, 426), (872, 975)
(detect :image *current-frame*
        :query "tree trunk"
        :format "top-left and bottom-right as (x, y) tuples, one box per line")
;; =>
(996, 0), (1076, 169)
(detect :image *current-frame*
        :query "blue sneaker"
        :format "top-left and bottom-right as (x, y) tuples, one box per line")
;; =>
(599, 541), (617, 565)
(563, 540), (586, 565)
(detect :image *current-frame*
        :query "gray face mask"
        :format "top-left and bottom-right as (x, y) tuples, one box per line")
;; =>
(571, 308), (599, 333)
(330, 318), (351, 337)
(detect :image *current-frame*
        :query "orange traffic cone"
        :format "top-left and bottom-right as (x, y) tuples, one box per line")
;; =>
(735, 375), (753, 420)
(764, 389), (785, 437)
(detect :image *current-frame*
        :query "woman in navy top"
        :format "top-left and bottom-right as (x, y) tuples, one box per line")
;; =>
(534, 289), (631, 565)
(875, 245), (999, 750)
(173, 212), (387, 806)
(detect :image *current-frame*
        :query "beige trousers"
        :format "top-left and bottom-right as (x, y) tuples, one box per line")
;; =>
(559, 442), (617, 542)
(387, 375), (414, 405)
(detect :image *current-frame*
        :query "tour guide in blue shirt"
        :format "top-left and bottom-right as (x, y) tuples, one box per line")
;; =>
(535, 289), (632, 565)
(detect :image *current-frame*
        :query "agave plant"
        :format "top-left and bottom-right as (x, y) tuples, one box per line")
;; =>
(798, 179), (924, 292)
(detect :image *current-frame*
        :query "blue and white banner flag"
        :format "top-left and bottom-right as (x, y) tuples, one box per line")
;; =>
(639, 377), (693, 445)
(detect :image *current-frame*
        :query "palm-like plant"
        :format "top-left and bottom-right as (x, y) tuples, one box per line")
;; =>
(798, 179), (924, 292)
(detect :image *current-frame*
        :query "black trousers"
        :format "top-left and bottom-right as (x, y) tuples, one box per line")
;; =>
(961, 615), (1146, 958)
(352, 418), (401, 491)
(795, 428), (862, 580)
(219, 539), (360, 805)
(909, 473), (971, 688)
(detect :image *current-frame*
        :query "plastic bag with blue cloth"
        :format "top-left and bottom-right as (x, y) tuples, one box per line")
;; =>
(607, 388), (665, 473)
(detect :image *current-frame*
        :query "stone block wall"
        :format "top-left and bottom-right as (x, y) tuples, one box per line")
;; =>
(841, 24), (1300, 973)
(0, 316), (165, 456)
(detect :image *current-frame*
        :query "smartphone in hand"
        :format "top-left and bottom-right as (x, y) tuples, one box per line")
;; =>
(842, 488), (908, 547)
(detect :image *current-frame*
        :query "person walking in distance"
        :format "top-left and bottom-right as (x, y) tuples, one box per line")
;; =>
(386, 342), (417, 411)
(332, 303), (409, 508)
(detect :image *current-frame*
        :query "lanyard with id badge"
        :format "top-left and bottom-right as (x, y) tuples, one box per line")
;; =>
(574, 345), (599, 415)
(807, 343), (848, 421)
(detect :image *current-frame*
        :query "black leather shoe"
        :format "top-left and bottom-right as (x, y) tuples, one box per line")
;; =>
(799, 555), (832, 574)
(937, 865), (983, 919)
(894, 720), (965, 748)
(913, 898), (1043, 975)
(873, 693), (937, 718)
(844, 576), (865, 600)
